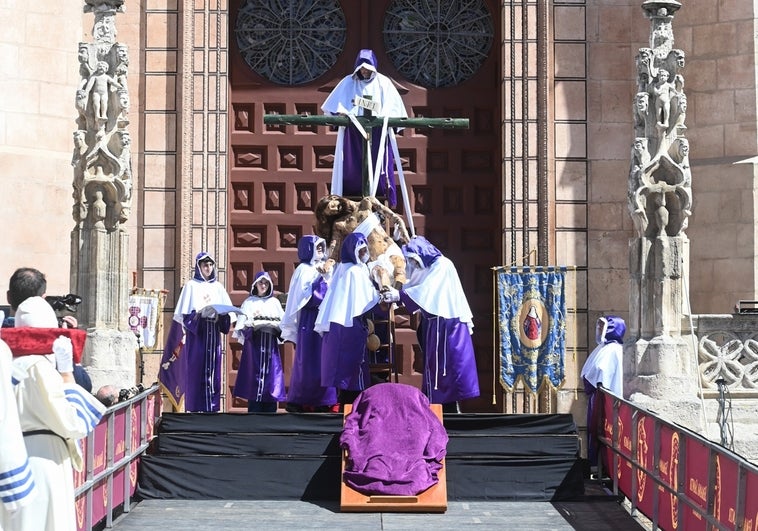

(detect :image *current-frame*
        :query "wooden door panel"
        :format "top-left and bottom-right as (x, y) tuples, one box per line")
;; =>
(228, 0), (500, 411)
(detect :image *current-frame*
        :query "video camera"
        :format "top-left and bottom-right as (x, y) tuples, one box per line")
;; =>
(118, 384), (145, 402)
(45, 294), (82, 327)
(45, 294), (83, 313)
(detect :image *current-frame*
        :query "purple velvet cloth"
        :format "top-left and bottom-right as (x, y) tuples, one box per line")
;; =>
(286, 278), (338, 407)
(158, 320), (187, 408)
(233, 327), (286, 404)
(340, 383), (448, 496)
(320, 316), (372, 391)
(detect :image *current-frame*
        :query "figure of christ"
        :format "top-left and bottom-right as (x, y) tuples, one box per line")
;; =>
(314, 195), (410, 290)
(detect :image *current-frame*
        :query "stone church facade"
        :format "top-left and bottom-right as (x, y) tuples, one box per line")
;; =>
(2, 1), (757, 455)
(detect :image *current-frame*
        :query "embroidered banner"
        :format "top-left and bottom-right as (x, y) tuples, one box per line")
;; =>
(497, 267), (566, 393)
(127, 290), (165, 350)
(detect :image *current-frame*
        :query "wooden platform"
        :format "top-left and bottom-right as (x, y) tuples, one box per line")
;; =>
(340, 403), (447, 513)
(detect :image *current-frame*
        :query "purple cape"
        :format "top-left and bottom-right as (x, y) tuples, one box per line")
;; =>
(340, 383), (448, 496)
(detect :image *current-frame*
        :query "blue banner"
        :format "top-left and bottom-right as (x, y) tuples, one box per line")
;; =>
(497, 268), (566, 393)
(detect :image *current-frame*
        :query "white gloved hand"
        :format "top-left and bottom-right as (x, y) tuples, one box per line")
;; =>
(381, 288), (400, 303)
(52, 335), (74, 374)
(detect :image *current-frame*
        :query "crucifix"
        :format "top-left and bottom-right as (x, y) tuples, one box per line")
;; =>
(263, 113), (469, 237)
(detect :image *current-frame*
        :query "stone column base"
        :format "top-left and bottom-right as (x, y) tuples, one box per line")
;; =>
(624, 335), (698, 400)
(81, 328), (138, 391)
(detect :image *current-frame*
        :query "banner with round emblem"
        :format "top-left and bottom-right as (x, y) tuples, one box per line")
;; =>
(127, 289), (165, 350)
(496, 267), (566, 393)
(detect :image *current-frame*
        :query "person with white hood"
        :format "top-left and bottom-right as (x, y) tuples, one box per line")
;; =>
(315, 232), (381, 407)
(321, 49), (408, 206)
(382, 236), (480, 413)
(281, 236), (338, 412)
(159, 252), (237, 412)
(581, 315), (626, 465)
(232, 272), (285, 413)
(5, 296), (105, 531)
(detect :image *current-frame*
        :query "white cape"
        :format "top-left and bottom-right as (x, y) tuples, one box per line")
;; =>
(280, 263), (323, 343)
(581, 341), (623, 396)
(314, 262), (379, 334)
(403, 256), (474, 333)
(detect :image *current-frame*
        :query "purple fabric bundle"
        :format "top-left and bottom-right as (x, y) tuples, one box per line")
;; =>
(340, 383), (448, 496)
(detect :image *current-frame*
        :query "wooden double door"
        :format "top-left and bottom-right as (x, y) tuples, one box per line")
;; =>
(227, 0), (501, 411)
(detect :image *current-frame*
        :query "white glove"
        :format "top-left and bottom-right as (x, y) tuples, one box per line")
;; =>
(52, 335), (74, 373)
(199, 305), (218, 320)
(381, 288), (400, 303)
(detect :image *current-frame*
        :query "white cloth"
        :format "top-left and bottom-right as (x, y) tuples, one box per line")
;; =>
(9, 355), (106, 531)
(581, 342), (623, 396)
(173, 278), (234, 325)
(233, 296), (284, 345)
(353, 212), (381, 238)
(280, 264), (324, 344)
(403, 256), (474, 333)
(14, 296), (58, 328)
(322, 65), (408, 196)
(314, 262), (380, 333)
(321, 66), (407, 120)
(0, 339), (37, 522)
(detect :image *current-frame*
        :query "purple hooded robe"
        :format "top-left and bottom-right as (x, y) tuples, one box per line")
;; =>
(581, 315), (626, 463)
(321, 49), (408, 206)
(283, 236), (338, 408)
(233, 272), (286, 406)
(400, 237), (480, 404)
(159, 252), (234, 412)
(315, 233), (380, 391)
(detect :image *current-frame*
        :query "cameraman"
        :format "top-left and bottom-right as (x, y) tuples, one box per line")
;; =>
(4, 268), (77, 329)
(4, 267), (90, 391)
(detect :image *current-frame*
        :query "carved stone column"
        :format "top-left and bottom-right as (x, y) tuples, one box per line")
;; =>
(70, 0), (136, 389)
(624, 1), (700, 423)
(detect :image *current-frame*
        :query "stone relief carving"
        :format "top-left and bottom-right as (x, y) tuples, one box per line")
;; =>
(71, 0), (131, 232)
(627, 1), (690, 240)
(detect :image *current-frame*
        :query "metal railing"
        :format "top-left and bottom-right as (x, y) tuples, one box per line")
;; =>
(597, 388), (758, 530)
(73, 384), (161, 531)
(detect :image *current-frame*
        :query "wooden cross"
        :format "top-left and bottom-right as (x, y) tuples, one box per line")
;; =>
(264, 113), (470, 236)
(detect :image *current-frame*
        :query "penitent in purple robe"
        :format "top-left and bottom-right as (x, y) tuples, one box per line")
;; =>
(233, 272), (286, 408)
(321, 49), (408, 206)
(159, 251), (235, 413)
(581, 315), (625, 463)
(340, 382), (448, 496)
(315, 233), (380, 392)
(400, 236), (480, 404)
(286, 277), (337, 407)
(182, 312), (232, 412)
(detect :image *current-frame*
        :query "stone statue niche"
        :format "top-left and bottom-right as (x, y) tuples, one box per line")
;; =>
(628, 11), (690, 242)
(71, 38), (132, 232)
(70, 0), (136, 391)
